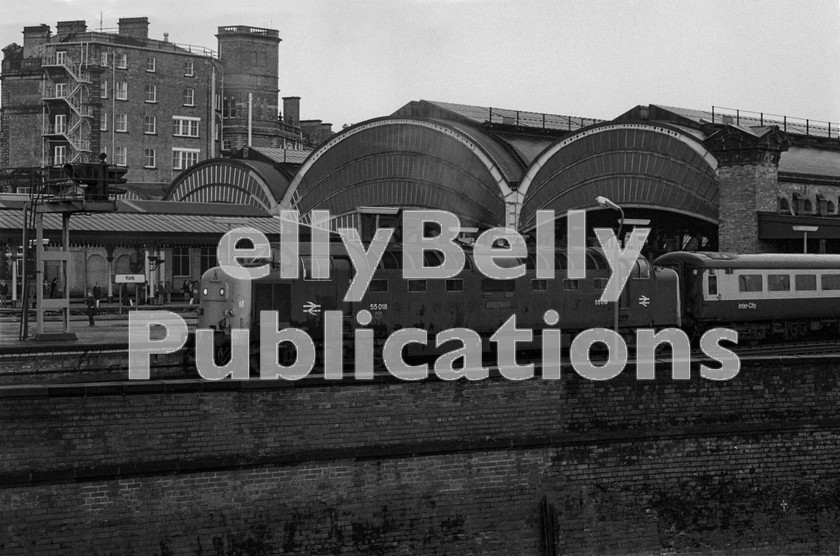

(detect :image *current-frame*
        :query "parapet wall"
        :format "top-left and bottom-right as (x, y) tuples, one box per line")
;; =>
(1, 357), (839, 554)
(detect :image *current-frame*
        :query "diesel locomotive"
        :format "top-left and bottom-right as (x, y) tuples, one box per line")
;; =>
(196, 243), (683, 366)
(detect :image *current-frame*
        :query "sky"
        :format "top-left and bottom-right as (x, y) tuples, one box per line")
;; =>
(2, 0), (839, 130)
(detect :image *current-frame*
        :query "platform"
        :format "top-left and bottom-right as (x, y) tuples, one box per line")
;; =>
(0, 302), (197, 353)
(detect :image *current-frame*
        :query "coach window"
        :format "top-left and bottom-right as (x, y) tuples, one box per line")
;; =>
(768, 274), (791, 292)
(795, 274), (817, 291)
(531, 279), (547, 291)
(738, 274), (763, 292)
(445, 279), (463, 292)
(408, 279), (427, 292)
(594, 278), (607, 291)
(369, 279), (388, 293)
(563, 279), (579, 290)
(821, 274), (840, 290)
(707, 273), (718, 295)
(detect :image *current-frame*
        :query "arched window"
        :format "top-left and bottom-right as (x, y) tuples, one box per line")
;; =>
(828, 201), (836, 214)
(804, 199), (813, 213)
(778, 197), (790, 214)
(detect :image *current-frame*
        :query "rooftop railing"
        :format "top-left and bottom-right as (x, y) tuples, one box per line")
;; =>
(711, 106), (838, 140)
(487, 106), (604, 132)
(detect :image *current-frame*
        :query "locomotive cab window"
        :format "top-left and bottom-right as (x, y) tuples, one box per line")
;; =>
(738, 274), (763, 292)
(632, 258), (651, 279)
(795, 274), (817, 291)
(768, 274), (790, 292)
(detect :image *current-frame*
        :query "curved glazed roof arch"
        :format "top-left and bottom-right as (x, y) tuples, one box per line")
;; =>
(517, 122), (720, 231)
(164, 159), (291, 212)
(282, 117), (522, 228)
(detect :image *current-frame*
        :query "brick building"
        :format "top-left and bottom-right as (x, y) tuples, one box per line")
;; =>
(0, 18), (333, 193)
(217, 26), (310, 151)
(1, 18), (223, 187)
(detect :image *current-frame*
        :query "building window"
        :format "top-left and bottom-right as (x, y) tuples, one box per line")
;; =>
(100, 112), (108, 131)
(116, 114), (127, 133)
(55, 82), (67, 98)
(183, 88), (194, 106)
(172, 248), (191, 276)
(55, 51), (67, 65)
(184, 61), (194, 76)
(100, 80), (108, 99)
(172, 149), (199, 170)
(54, 145), (67, 166)
(116, 81), (128, 100)
(114, 146), (127, 166)
(172, 117), (200, 137)
(116, 53), (127, 69)
(145, 84), (156, 103)
(146, 56), (156, 72)
(100, 51), (108, 67)
(144, 116), (156, 135)
(54, 114), (66, 134)
(200, 247), (217, 274)
(222, 140), (231, 151)
(143, 148), (156, 168)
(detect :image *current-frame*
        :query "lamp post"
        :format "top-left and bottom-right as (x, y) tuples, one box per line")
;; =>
(792, 225), (818, 254)
(596, 195), (625, 247)
(595, 196), (624, 334)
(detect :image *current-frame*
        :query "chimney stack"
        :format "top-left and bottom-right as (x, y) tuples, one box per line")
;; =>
(118, 17), (149, 39)
(283, 96), (301, 127)
(56, 20), (87, 40)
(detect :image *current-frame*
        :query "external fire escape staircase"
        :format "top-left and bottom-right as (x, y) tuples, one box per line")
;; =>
(42, 44), (93, 164)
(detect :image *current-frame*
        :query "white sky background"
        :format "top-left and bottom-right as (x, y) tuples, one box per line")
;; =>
(2, 0), (839, 129)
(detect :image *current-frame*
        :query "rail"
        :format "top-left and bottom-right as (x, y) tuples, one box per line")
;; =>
(711, 106), (839, 140)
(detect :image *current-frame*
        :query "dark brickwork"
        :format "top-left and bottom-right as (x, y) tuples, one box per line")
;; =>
(2, 358), (840, 553)
(706, 126), (790, 253)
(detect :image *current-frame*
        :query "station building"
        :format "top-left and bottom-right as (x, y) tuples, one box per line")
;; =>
(2, 99), (840, 304)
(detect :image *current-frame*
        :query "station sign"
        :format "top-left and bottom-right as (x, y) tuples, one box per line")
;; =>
(115, 274), (146, 283)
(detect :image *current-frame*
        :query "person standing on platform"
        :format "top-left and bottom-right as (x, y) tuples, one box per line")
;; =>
(50, 278), (57, 299)
(93, 282), (102, 308)
(86, 290), (96, 326)
(165, 281), (172, 304)
(0, 280), (8, 307)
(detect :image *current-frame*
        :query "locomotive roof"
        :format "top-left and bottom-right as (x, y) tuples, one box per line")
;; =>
(654, 251), (840, 270)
